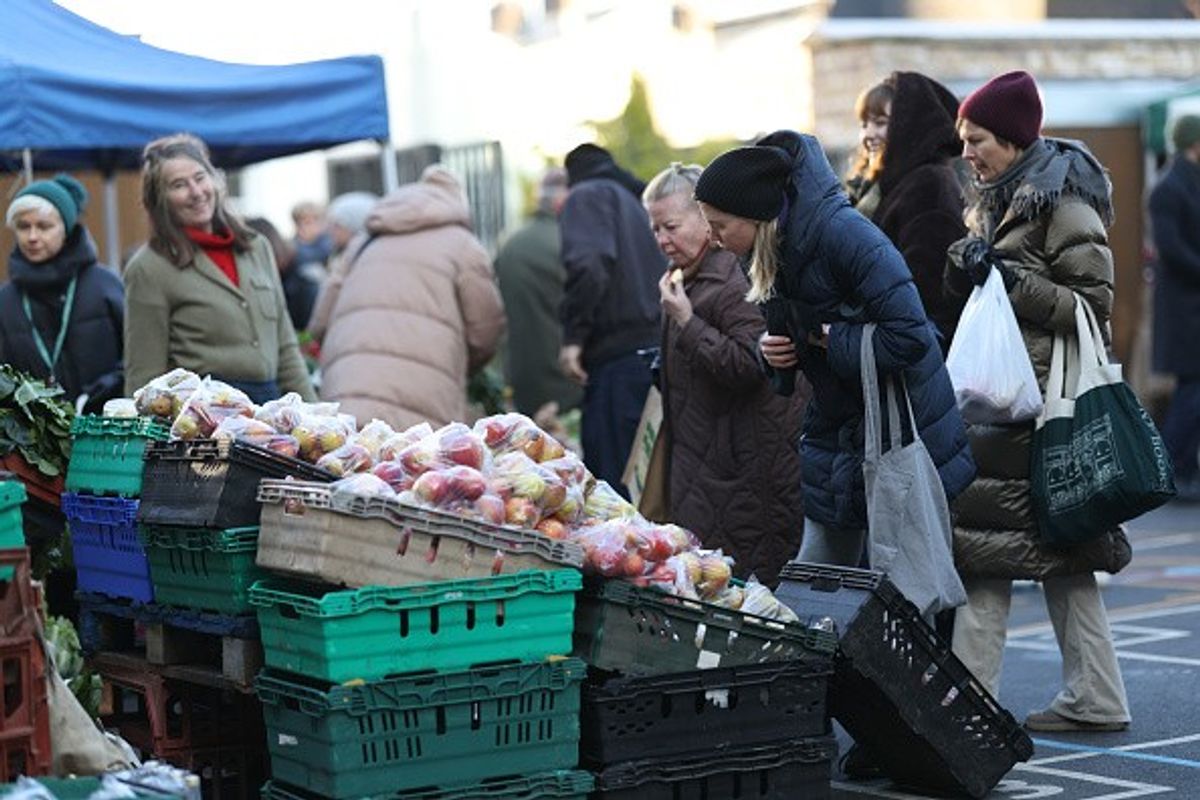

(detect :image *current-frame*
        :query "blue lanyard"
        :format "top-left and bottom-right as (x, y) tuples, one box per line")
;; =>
(20, 275), (78, 383)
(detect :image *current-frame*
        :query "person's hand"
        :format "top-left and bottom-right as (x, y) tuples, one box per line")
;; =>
(760, 332), (799, 369)
(558, 344), (588, 386)
(658, 270), (693, 327)
(959, 236), (1016, 289)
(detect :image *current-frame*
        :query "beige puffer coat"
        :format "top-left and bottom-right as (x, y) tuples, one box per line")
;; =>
(312, 168), (506, 429)
(947, 195), (1116, 580)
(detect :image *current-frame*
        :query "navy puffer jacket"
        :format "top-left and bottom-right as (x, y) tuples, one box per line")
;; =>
(758, 131), (975, 529)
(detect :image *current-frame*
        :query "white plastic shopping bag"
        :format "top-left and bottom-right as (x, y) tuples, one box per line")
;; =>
(946, 268), (1043, 424)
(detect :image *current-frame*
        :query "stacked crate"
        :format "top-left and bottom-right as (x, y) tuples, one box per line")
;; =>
(64, 415), (169, 603)
(252, 479), (594, 800)
(572, 577), (840, 799)
(0, 477), (52, 782)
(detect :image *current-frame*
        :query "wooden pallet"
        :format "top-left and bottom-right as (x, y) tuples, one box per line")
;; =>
(78, 593), (262, 690)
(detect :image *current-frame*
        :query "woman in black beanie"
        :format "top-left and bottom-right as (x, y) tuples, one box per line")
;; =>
(695, 132), (975, 570)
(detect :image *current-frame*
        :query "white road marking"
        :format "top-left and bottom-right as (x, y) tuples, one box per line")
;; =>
(1030, 732), (1200, 766)
(1011, 764), (1173, 799)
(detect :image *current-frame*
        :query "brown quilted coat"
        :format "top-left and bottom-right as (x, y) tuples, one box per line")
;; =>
(661, 249), (808, 587)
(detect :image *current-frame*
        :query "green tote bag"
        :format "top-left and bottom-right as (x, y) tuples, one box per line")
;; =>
(1031, 295), (1175, 547)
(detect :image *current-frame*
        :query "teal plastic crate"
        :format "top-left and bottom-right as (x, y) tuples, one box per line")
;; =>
(142, 525), (263, 615)
(0, 480), (27, 557)
(0, 776), (180, 799)
(260, 770), (594, 800)
(257, 660), (586, 798)
(250, 570), (581, 683)
(66, 415), (168, 497)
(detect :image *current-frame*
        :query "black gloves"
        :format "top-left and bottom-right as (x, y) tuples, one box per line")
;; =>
(960, 237), (1017, 291)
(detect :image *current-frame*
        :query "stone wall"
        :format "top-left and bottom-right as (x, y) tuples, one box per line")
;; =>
(810, 28), (1200, 148)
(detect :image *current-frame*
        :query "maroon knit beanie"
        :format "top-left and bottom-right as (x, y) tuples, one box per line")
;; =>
(959, 71), (1043, 148)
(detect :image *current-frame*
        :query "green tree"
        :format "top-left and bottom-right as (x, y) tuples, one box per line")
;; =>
(589, 74), (743, 180)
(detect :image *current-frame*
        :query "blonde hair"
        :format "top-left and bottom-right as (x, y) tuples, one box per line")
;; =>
(745, 218), (781, 303)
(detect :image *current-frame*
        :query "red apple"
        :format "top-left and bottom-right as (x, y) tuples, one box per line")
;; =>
(414, 471), (451, 505)
(639, 530), (676, 563)
(623, 552), (647, 577)
(398, 443), (439, 477)
(478, 416), (515, 447)
(504, 496), (541, 528)
(373, 460), (413, 491)
(590, 542), (627, 577)
(535, 518), (569, 540)
(445, 466), (487, 501)
(440, 432), (486, 470)
(473, 494), (506, 526)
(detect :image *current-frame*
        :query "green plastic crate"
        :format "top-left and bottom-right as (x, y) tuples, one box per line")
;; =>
(66, 415), (168, 497)
(142, 525), (263, 615)
(0, 776), (180, 798)
(257, 660), (586, 798)
(250, 570), (581, 683)
(260, 771), (594, 800)
(0, 480), (27, 556)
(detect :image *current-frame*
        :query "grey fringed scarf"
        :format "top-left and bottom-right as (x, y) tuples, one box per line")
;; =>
(971, 137), (1114, 237)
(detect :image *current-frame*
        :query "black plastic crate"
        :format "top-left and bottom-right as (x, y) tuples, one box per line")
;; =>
(775, 563), (1034, 799)
(573, 577), (836, 677)
(580, 659), (829, 767)
(138, 439), (332, 529)
(592, 736), (835, 800)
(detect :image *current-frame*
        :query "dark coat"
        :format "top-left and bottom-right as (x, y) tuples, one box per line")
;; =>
(0, 228), (124, 413)
(870, 72), (970, 351)
(559, 167), (664, 369)
(758, 130), (975, 531)
(1149, 155), (1200, 378)
(494, 211), (583, 416)
(661, 248), (806, 587)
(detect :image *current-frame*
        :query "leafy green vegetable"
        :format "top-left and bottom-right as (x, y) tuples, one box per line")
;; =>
(0, 364), (73, 477)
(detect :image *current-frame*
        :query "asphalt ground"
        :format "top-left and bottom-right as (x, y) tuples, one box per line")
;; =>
(832, 500), (1200, 799)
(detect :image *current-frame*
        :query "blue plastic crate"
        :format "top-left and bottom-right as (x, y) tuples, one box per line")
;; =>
(62, 493), (154, 603)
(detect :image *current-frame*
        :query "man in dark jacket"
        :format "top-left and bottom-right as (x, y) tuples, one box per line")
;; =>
(1150, 115), (1200, 501)
(559, 144), (664, 496)
(494, 168), (583, 418)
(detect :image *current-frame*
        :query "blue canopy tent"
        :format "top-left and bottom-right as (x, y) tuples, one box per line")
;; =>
(1, 0), (391, 261)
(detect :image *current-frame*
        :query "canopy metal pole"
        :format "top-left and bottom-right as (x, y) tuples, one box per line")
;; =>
(103, 174), (121, 268)
(21, 149), (33, 184)
(380, 139), (399, 193)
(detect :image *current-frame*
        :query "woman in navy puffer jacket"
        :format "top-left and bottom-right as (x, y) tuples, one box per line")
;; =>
(695, 130), (975, 566)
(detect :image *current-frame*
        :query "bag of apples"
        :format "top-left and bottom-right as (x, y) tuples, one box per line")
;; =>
(473, 413), (567, 463)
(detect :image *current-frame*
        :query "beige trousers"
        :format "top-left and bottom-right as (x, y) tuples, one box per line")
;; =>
(952, 573), (1131, 724)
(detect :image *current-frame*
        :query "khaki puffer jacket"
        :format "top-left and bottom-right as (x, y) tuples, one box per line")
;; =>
(946, 198), (1115, 579)
(313, 169), (505, 430)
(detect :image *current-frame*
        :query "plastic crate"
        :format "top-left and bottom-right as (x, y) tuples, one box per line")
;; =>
(592, 736), (835, 800)
(580, 658), (829, 767)
(142, 525), (263, 615)
(62, 493), (153, 603)
(66, 415), (169, 497)
(257, 659), (585, 798)
(0, 776), (180, 798)
(250, 570), (580, 683)
(256, 480), (584, 589)
(138, 439), (332, 530)
(0, 481), (27, 554)
(775, 563), (1035, 799)
(260, 771), (594, 800)
(97, 652), (263, 757)
(0, 637), (51, 782)
(0, 453), (63, 509)
(573, 577), (837, 677)
(157, 742), (267, 800)
(0, 550), (38, 642)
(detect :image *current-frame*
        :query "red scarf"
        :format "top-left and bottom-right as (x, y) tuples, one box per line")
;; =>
(185, 226), (238, 287)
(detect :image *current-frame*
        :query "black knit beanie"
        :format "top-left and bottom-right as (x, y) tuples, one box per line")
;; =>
(694, 146), (792, 221)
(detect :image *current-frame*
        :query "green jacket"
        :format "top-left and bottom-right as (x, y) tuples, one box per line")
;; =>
(122, 234), (315, 400)
(493, 211), (582, 416)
